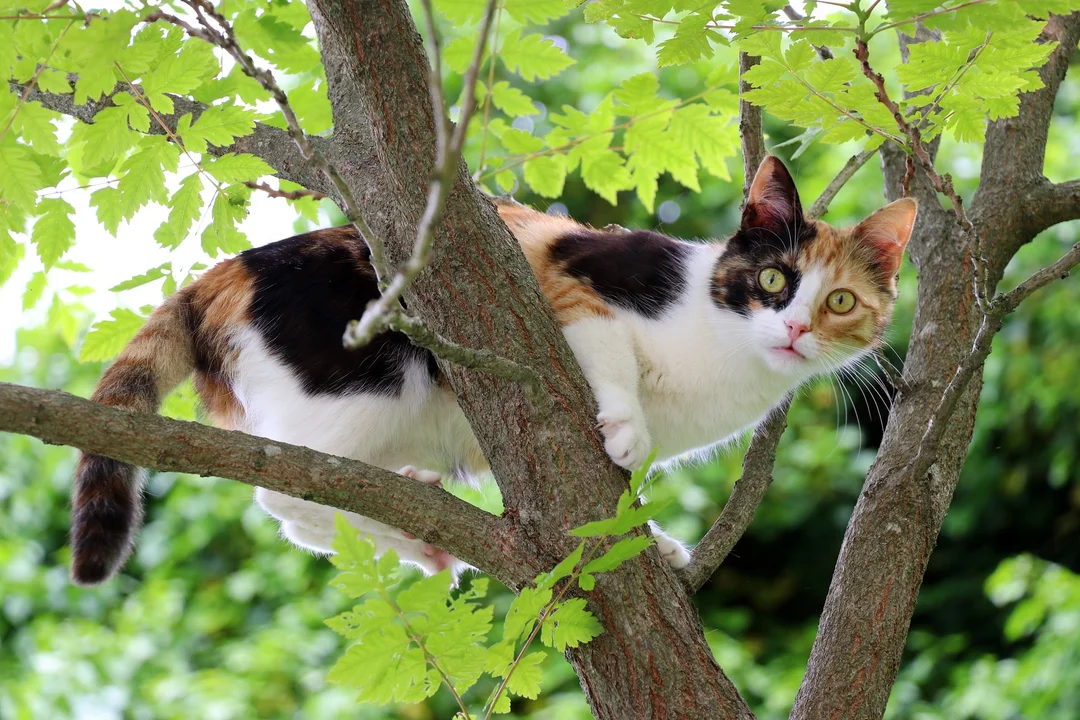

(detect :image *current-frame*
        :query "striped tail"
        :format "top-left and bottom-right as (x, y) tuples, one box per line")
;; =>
(71, 293), (196, 585)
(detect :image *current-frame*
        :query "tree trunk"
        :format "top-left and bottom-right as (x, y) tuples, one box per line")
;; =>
(306, 1), (752, 716)
(792, 15), (1080, 717)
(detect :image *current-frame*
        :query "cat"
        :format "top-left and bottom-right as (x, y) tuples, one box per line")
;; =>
(69, 156), (917, 585)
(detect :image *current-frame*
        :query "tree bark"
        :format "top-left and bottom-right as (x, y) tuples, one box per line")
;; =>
(791, 15), (1080, 718)
(302, 1), (752, 717)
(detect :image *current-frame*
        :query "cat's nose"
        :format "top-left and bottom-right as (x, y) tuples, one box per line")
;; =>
(786, 320), (810, 345)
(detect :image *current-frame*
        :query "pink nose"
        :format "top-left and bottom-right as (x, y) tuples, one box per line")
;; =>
(786, 320), (810, 345)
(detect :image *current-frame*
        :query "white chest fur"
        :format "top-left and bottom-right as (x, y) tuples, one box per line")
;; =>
(619, 245), (796, 462)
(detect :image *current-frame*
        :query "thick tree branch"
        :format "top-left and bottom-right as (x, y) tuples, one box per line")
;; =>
(0, 383), (530, 587)
(681, 397), (791, 593)
(1027, 178), (1080, 233)
(793, 15), (1080, 719)
(303, 1), (753, 716)
(11, 81), (334, 196)
(977, 13), (1080, 227)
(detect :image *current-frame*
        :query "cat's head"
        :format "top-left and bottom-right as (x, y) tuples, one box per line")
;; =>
(711, 155), (917, 377)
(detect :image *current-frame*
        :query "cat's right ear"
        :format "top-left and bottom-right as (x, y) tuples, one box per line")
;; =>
(741, 155), (804, 234)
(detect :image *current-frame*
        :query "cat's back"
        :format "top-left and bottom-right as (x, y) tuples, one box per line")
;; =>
(497, 200), (695, 322)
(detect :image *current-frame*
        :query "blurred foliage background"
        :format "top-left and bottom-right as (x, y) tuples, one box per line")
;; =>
(3, 4), (1080, 720)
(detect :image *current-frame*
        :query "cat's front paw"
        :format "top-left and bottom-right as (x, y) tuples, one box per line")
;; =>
(654, 533), (691, 569)
(597, 406), (652, 470)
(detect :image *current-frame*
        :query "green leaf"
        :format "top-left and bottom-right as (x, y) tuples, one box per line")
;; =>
(490, 81), (539, 117)
(505, 651), (545, 699)
(523, 155), (567, 197)
(0, 146), (43, 210)
(110, 263), (172, 292)
(204, 153), (274, 185)
(79, 308), (147, 363)
(582, 535), (652, 574)
(328, 514), (380, 596)
(656, 12), (723, 67)
(115, 139), (178, 222)
(581, 148), (633, 204)
(31, 198), (75, 269)
(70, 106), (137, 172)
(536, 541), (585, 590)
(501, 128), (545, 154)
(155, 174), (204, 249)
(503, 586), (552, 642)
(578, 572), (595, 591)
(0, 224), (20, 288)
(444, 35), (482, 75)
(22, 271), (46, 311)
(500, 30), (576, 82)
(140, 40), (220, 111)
(541, 599), (603, 651)
(201, 188), (252, 258)
(181, 105), (258, 153)
(89, 187), (124, 236)
(571, 499), (670, 537)
(434, 0), (488, 24)
(505, 0), (571, 24)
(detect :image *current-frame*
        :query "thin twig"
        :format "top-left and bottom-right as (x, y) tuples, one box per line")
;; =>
(806, 148), (877, 220)
(680, 397), (791, 593)
(854, 40), (970, 229)
(872, 0), (990, 34)
(739, 52), (766, 208)
(387, 313), (548, 407)
(244, 181), (326, 201)
(342, 0), (500, 349)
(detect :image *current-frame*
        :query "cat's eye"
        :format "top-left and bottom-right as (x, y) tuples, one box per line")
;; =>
(758, 268), (787, 294)
(827, 289), (856, 314)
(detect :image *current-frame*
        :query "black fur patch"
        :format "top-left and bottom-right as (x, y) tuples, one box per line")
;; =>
(550, 230), (691, 318)
(241, 229), (436, 396)
(711, 220), (817, 316)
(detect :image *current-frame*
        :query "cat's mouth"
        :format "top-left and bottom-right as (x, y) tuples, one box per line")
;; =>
(772, 344), (806, 360)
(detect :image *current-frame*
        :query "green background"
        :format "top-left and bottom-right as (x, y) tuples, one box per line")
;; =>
(3, 7), (1080, 720)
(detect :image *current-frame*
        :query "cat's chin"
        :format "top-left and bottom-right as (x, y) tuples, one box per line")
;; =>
(761, 345), (815, 375)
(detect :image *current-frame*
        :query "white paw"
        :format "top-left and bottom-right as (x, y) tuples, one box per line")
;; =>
(397, 466), (443, 488)
(654, 533), (691, 569)
(597, 406), (652, 470)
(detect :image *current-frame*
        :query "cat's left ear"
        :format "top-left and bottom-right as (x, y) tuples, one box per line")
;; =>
(854, 198), (919, 277)
(742, 155), (805, 234)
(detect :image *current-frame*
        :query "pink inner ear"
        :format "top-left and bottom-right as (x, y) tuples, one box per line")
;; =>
(855, 199), (918, 277)
(744, 156), (802, 229)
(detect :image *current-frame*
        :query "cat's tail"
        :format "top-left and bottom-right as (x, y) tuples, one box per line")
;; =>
(71, 290), (197, 585)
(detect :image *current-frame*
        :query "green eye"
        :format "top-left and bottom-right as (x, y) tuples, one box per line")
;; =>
(827, 289), (856, 314)
(758, 267), (787, 293)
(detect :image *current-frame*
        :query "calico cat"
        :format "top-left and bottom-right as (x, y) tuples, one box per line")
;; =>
(69, 156), (917, 585)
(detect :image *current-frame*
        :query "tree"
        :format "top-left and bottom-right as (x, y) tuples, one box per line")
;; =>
(1, 0), (1079, 718)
